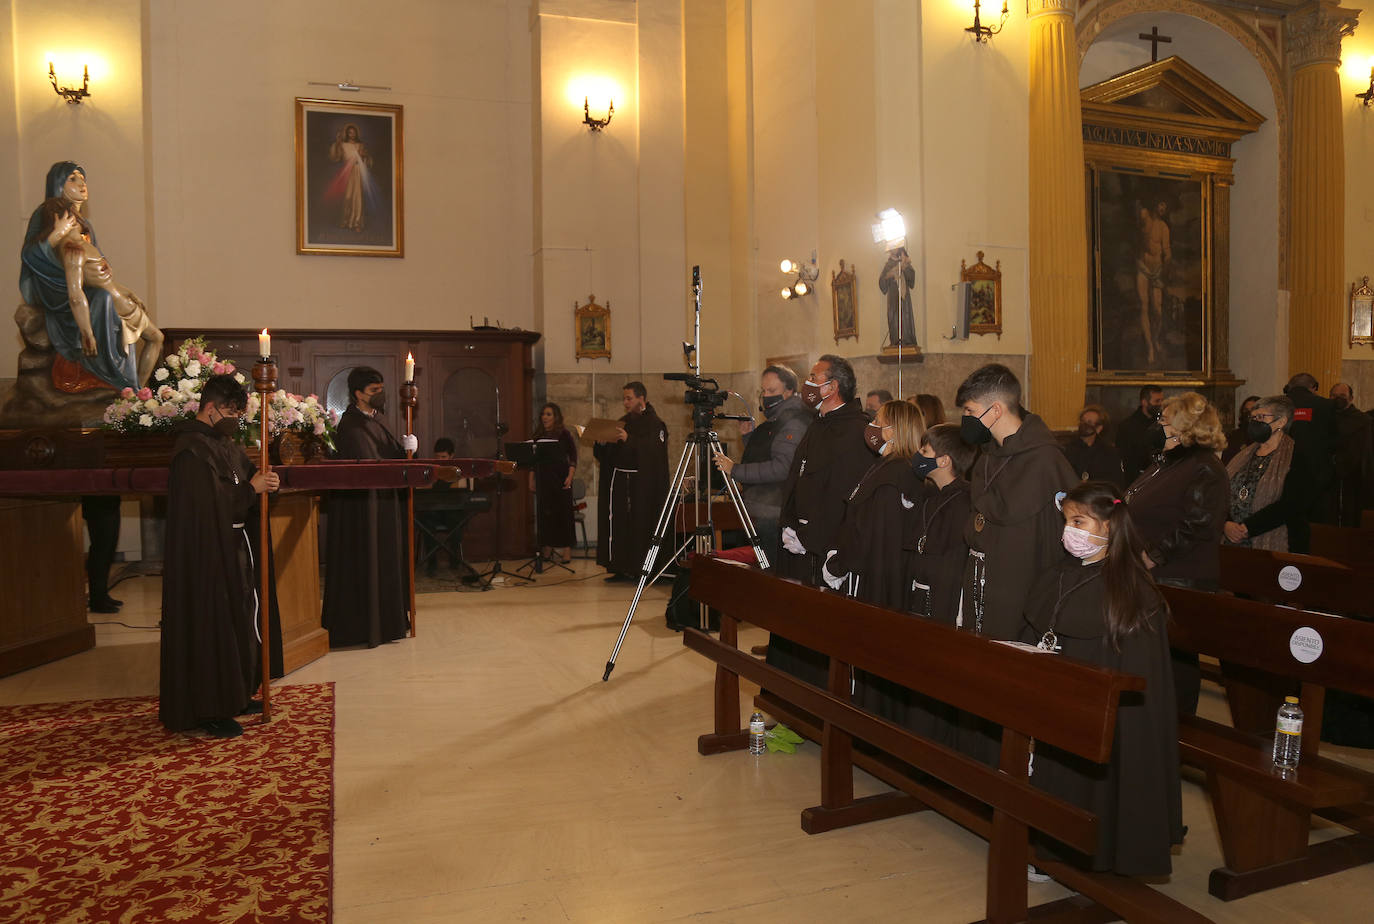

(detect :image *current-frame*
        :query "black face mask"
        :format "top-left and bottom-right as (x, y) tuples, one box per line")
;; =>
(960, 407), (994, 445)
(760, 393), (784, 414)
(212, 413), (241, 439)
(1077, 423), (1097, 440)
(368, 390), (387, 412)
(911, 454), (938, 478)
(1334, 396), (1351, 411)
(1246, 419), (1273, 443)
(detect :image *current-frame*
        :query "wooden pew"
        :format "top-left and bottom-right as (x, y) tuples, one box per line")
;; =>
(1219, 545), (1368, 619)
(1162, 585), (1374, 901)
(687, 556), (1209, 924)
(1309, 522), (1374, 572)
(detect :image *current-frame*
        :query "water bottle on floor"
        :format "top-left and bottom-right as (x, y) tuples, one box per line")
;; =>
(749, 711), (766, 755)
(1273, 696), (1303, 769)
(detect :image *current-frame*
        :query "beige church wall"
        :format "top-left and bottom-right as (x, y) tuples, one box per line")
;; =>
(1341, 1), (1374, 380)
(914, 2), (1031, 369)
(5, 0), (148, 385)
(1080, 11), (1283, 397)
(143, 0), (534, 341)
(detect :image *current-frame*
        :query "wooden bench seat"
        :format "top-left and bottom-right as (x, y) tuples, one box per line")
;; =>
(1164, 585), (1374, 899)
(688, 556), (1208, 924)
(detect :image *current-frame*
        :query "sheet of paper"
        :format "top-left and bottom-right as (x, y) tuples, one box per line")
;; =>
(580, 417), (625, 444)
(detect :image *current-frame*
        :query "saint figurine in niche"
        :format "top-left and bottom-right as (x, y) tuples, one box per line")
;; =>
(19, 161), (164, 390)
(328, 123), (376, 232)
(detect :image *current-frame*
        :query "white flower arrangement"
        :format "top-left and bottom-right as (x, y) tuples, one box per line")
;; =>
(101, 337), (235, 434)
(244, 389), (338, 451)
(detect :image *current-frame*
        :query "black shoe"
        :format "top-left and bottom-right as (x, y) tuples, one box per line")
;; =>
(90, 599), (120, 614)
(200, 718), (244, 738)
(237, 700), (264, 716)
(106, 596), (123, 607)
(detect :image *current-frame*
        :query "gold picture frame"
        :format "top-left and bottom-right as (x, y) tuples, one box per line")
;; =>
(575, 295), (611, 360)
(831, 260), (858, 342)
(295, 98), (404, 257)
(961, 252), (1003, 337)
(1352, 277), (1374, 346)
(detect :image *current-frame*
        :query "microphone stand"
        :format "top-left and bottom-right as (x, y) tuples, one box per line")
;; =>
(476, 384), (531, 586)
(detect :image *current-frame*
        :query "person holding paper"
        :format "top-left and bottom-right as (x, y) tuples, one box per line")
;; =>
(593, 382), (668, 582)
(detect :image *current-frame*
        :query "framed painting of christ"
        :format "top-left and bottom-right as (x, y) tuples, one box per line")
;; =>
(295, 98), (404, 257)
(1089, 168), (1208, 374)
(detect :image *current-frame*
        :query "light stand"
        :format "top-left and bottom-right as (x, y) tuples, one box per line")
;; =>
(252, 355), (276, 723)
(602, 266), (769, 682)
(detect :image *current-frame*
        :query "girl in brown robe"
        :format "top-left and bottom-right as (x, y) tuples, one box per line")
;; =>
(1020, 480), (1183, 877)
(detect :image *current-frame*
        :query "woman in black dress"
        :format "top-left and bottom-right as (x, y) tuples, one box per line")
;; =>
(530, 403), (578, 562)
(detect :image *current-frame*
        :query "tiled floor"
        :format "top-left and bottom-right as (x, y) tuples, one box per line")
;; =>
(3, 559), (1371, 922)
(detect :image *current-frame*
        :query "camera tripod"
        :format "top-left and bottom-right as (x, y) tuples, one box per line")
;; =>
(602, 265), (768, 682)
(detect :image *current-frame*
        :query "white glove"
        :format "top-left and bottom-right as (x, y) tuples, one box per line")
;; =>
(401, 434), (419, 453)
(781, 526), (806, 555)
(821, 550), (847, 589)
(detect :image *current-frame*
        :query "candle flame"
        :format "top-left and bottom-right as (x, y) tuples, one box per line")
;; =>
(407, 351), (414, 361)
(261, 328), (268, 335)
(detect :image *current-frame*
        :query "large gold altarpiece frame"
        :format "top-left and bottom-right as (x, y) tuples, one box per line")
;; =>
(1081, 57), (1264, 416)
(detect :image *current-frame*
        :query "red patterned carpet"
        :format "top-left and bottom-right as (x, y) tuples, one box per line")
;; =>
(0, 683), (334, 923)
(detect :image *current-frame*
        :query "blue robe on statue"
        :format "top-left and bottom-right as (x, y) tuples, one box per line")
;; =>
(18, 161), (137, 390)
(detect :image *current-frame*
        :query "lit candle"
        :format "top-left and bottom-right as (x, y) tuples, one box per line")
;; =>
(259, 328), (271, 359)
(405, 352), (415, 383)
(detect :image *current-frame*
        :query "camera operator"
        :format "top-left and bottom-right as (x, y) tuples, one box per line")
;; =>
(594, 381), (669, 583)
(711, 364), (813, 568)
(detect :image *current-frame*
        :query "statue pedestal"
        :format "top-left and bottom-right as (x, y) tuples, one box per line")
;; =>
(0, 304), (116, 429)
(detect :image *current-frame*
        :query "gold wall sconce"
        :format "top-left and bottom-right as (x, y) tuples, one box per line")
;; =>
(583, 97), (614, 131)
(1356, 66), (1374, 107)
(966, 0), (1009, 44)
(49, 62), (91, 104)
(779, 256), (819, 300)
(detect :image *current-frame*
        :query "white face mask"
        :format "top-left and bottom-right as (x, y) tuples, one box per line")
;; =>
(1062, 524), (1108, 560)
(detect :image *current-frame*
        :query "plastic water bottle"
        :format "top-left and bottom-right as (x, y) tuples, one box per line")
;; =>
(1273, 696), (1304, 769)
(749, 712), (766, 755)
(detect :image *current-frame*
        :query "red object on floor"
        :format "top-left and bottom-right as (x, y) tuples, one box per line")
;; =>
(707, 546), (757, 565)
(0, 683), (335, 923)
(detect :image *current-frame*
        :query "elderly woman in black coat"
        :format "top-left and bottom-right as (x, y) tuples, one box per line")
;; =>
(1124, 391), (1229, 714)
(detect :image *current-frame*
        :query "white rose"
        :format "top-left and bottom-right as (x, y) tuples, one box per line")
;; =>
(167, 354), (181, 369)
(144, 398), (159, 410)
(138, 414), (153, 427)
(154, 368), (169, 382)
(235, 373), (246, 385)
(185, 360), (202, 377)
(179, 378), (197, 394)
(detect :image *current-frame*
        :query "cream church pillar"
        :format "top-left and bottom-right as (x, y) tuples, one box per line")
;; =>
(1287, 2), (1359, 387)
(1027, 0), (1089, 428)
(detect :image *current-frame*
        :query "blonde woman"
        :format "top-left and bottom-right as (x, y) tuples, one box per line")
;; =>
(1123, 391), (1228, 715)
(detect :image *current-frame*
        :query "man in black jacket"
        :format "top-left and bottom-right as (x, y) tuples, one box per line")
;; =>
(1285, 372), (1339, 523)
(766, 354), (871, 686)
(1062, 404), (1126, 489)
(1330, 382), (1372, 525)
(712, 364), (813, 568)
(1117, 384), (1164, 485)
(594, 381), (669, 581)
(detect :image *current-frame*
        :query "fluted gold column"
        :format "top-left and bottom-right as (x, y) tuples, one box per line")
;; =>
(1287, 2), (1359, 386)
(1027, 0), (1089, 429)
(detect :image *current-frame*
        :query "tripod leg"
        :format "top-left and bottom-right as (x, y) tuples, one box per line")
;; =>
(708, 435), (771, 571)
(603, 439), (695, 681)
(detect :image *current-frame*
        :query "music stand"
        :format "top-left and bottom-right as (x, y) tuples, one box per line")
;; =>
(508, 440), (575, 577)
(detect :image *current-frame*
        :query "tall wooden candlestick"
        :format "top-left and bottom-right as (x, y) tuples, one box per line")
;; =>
(401, 378), (418, 638)
(253, 357), (277, 722)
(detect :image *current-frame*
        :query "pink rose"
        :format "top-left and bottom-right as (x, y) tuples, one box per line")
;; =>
(137, 387), (153, 400)
(212, 362), (226, 375)
(185, 401), (199, 413)
(121, 387), (135, 398)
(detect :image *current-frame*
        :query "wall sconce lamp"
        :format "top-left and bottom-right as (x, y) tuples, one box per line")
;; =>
(49, 62), (91, 104)
(779, 256), (819, 300)
(965, 0), (1009, 44)
(1357, 66), (1374, 107)
(583, 97), (614, 131)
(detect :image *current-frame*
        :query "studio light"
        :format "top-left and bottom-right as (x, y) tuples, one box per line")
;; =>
(777, 256), (819, 300)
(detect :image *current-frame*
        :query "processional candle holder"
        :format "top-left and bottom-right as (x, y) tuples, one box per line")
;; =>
(252, 355), (277, 722)
(400, 377), (419, 637)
